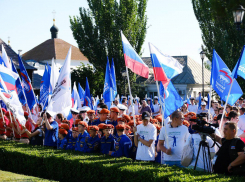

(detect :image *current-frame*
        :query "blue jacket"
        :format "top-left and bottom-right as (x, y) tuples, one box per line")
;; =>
(100, 134), (115, 155)
(44, 121), (58, 147)
(75, 130), (90, 152)
(66, 136), (77, 150)
(84, 135), (100, 153)
(57, 138), (68, 150)
(111, 134), (132, 158)
(155, 135), (161, 164)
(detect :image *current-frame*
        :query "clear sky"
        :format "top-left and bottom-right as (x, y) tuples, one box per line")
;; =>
(0, 0), (207, 64)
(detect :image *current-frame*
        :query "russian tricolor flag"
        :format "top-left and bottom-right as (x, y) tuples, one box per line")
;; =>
(149, 43), (183, 86)
(121, 31), (149, 78)
(0, 64), (18, 91)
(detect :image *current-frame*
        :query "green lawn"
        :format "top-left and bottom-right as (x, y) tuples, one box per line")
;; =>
(0, 170), (57, 182)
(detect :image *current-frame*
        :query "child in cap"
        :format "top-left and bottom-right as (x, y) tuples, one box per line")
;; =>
(66, 127), (78, 150)
(75, 121), (90, 152)
(58, 129), (68, 150)
(85, 126), (100, 153)
(100, 124), (115, 155)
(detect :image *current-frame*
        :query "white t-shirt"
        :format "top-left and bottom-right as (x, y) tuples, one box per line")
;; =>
(238, 115), (245, 131)
(134, 103), (140, 115)
(136, 123), (157, 161)
(159, 124), (189, 161)
(187, 134), (215, 169)
(153, 104), (160, 116)
(210, 107), (215, 116)
(188, 104), (198, 113)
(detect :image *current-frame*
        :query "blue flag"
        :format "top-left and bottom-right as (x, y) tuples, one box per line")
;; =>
(40, 64), (51, 110)
(110, 58), (117, 99)
(18, 55), (36, 110)
(11, 59), (26, 105)
(150, 96), (155, 113)
(160, 81), (183, 119)
(211, 49), (243, 106)
(84, 77), (92, 109)
(198, 95), (201, 109)
(78, 83), (85, 106)
(232, 45), (245, 79)
(103, 59), (114, 109)
(207, 93), (210, 109)
(0, 56), (6, 67)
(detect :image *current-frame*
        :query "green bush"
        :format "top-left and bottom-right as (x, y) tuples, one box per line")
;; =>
(0, 140), (244, 182)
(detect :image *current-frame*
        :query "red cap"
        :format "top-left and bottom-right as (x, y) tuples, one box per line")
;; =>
(98, 123), (106, 130)
(78, 121), (88, 128)
(59, 128), (68, 135)
(72, 127), (78, 132)
(155, 115), (162, 123)
(24, 112), (29, 117)
(75, 119), (81, 125)
(87, 110), (95, 114)
(62, 120), (70, 125)
(127, 120), (134, 126)
(110, 107), (120, 113)
(188, 112), (196, 117)
(122, 114), (130, 122)
(88, 125), (99, 131)
(103, 124), (114, 129)
(116, 124), (125, 130)
(183, 120), (190, 127)
(60, 123), (70, 130)
(100, 109), (110, 114)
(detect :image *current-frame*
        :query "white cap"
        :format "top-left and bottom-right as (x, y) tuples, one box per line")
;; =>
(154, 96), (158, 100)
(201, 102), (206, 106)
(78, 106), (91, 112)
(117, 104), (127, 110)
(70, 108), (79, 114)
(213, 100), (218, 103)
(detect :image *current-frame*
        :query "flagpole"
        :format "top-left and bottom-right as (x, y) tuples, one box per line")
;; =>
(125, 67), (136, 126)
(219, 78), (235, 134)
(208, 85), (212, 122)
(156, 81), (169, 165)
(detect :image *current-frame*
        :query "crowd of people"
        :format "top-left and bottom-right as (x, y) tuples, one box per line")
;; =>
(0, 92), (245, 176)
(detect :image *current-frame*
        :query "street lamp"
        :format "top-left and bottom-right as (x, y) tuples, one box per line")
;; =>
(233, 5), (245, 30)
(200, 50), (206, 98)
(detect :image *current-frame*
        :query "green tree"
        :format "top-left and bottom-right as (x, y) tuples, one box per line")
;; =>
(192, 0), (245, 90)
(71, 63), (104, 96)
(70, 0), (147, 95)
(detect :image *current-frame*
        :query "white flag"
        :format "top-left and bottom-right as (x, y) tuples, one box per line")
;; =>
(1, 45), (12, 70)
(47, 47), (72, 117)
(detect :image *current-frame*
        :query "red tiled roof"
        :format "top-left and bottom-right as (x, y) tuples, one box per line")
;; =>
(22, 38), (88, 61)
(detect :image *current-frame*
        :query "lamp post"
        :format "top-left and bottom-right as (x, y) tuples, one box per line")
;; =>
(233, 5), (245, 30)
(200, 50), (206, 98)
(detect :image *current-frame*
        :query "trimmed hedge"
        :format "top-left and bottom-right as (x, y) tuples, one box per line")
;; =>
(0, 140), (244, 182)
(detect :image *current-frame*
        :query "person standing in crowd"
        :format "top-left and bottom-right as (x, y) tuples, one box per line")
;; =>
(109, 124), (132, 158)
(139, 100), (152, 116)
(212, 122), (245, 174)
(152, 97), (160, 118)
(133, 98), (140, 115)
(93, 109), (110, 125)
(181, 103), (189, 115)
(133, 111), (157, 161)
(87, 110), (96, 125)
(158, 111), (189, 167)
(75, 121), (89, 152)
(85, 125), (100, 153)
(238, 108), (245, 131)
(57, 129), (68, 150)
(100, 124), (115, 155)
(55, 113), (64, 127)
(70, 108), (79, 128)
(42, 112), (58, 148)
(197, 102), (208, 114)
(188, 97), (198, 113)
(109, 107), (119, 127)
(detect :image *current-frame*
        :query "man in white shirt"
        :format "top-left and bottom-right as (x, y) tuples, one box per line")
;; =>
(134, 111), (157, 161)
(238, 108), (245, 131)
(152, 96), (160, 117)
(158, 111), (189, 167)
(188, 97), (198, 114)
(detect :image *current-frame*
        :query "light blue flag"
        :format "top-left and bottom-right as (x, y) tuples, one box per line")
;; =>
(232, 45), (245, 79)
(103, 58), (114, 109)
(40, 64), (51, 110)
(159, 81), (183, 119)
(78, 83), (85, 106)
(211, 49), (243, 106)
(84, 77), (93, 109)
(110, 58), (117, 99)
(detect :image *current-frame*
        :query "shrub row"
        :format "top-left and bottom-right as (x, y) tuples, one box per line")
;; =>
(0, 140), (243, 182)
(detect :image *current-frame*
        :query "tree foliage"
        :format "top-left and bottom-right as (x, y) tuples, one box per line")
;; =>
(192, 0), (245, 90)
(70, 0), (147, 95)
(71, 63), (104, 96)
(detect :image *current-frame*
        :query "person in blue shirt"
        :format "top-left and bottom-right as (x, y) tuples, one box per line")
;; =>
(100, 124), (115, 155)
(109, 124), (132, 158)
(75, 121), (89, 152)
(154, 124), (161, 164)
(60, 123), (72, 140)
(108, 107), (119, 127)
(57, 129), (68, 150)
(85, 125), (100, 153)
(93, 109), (110, 125)
(66, 127), (79, 150)
(42, 112), (58, 148)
